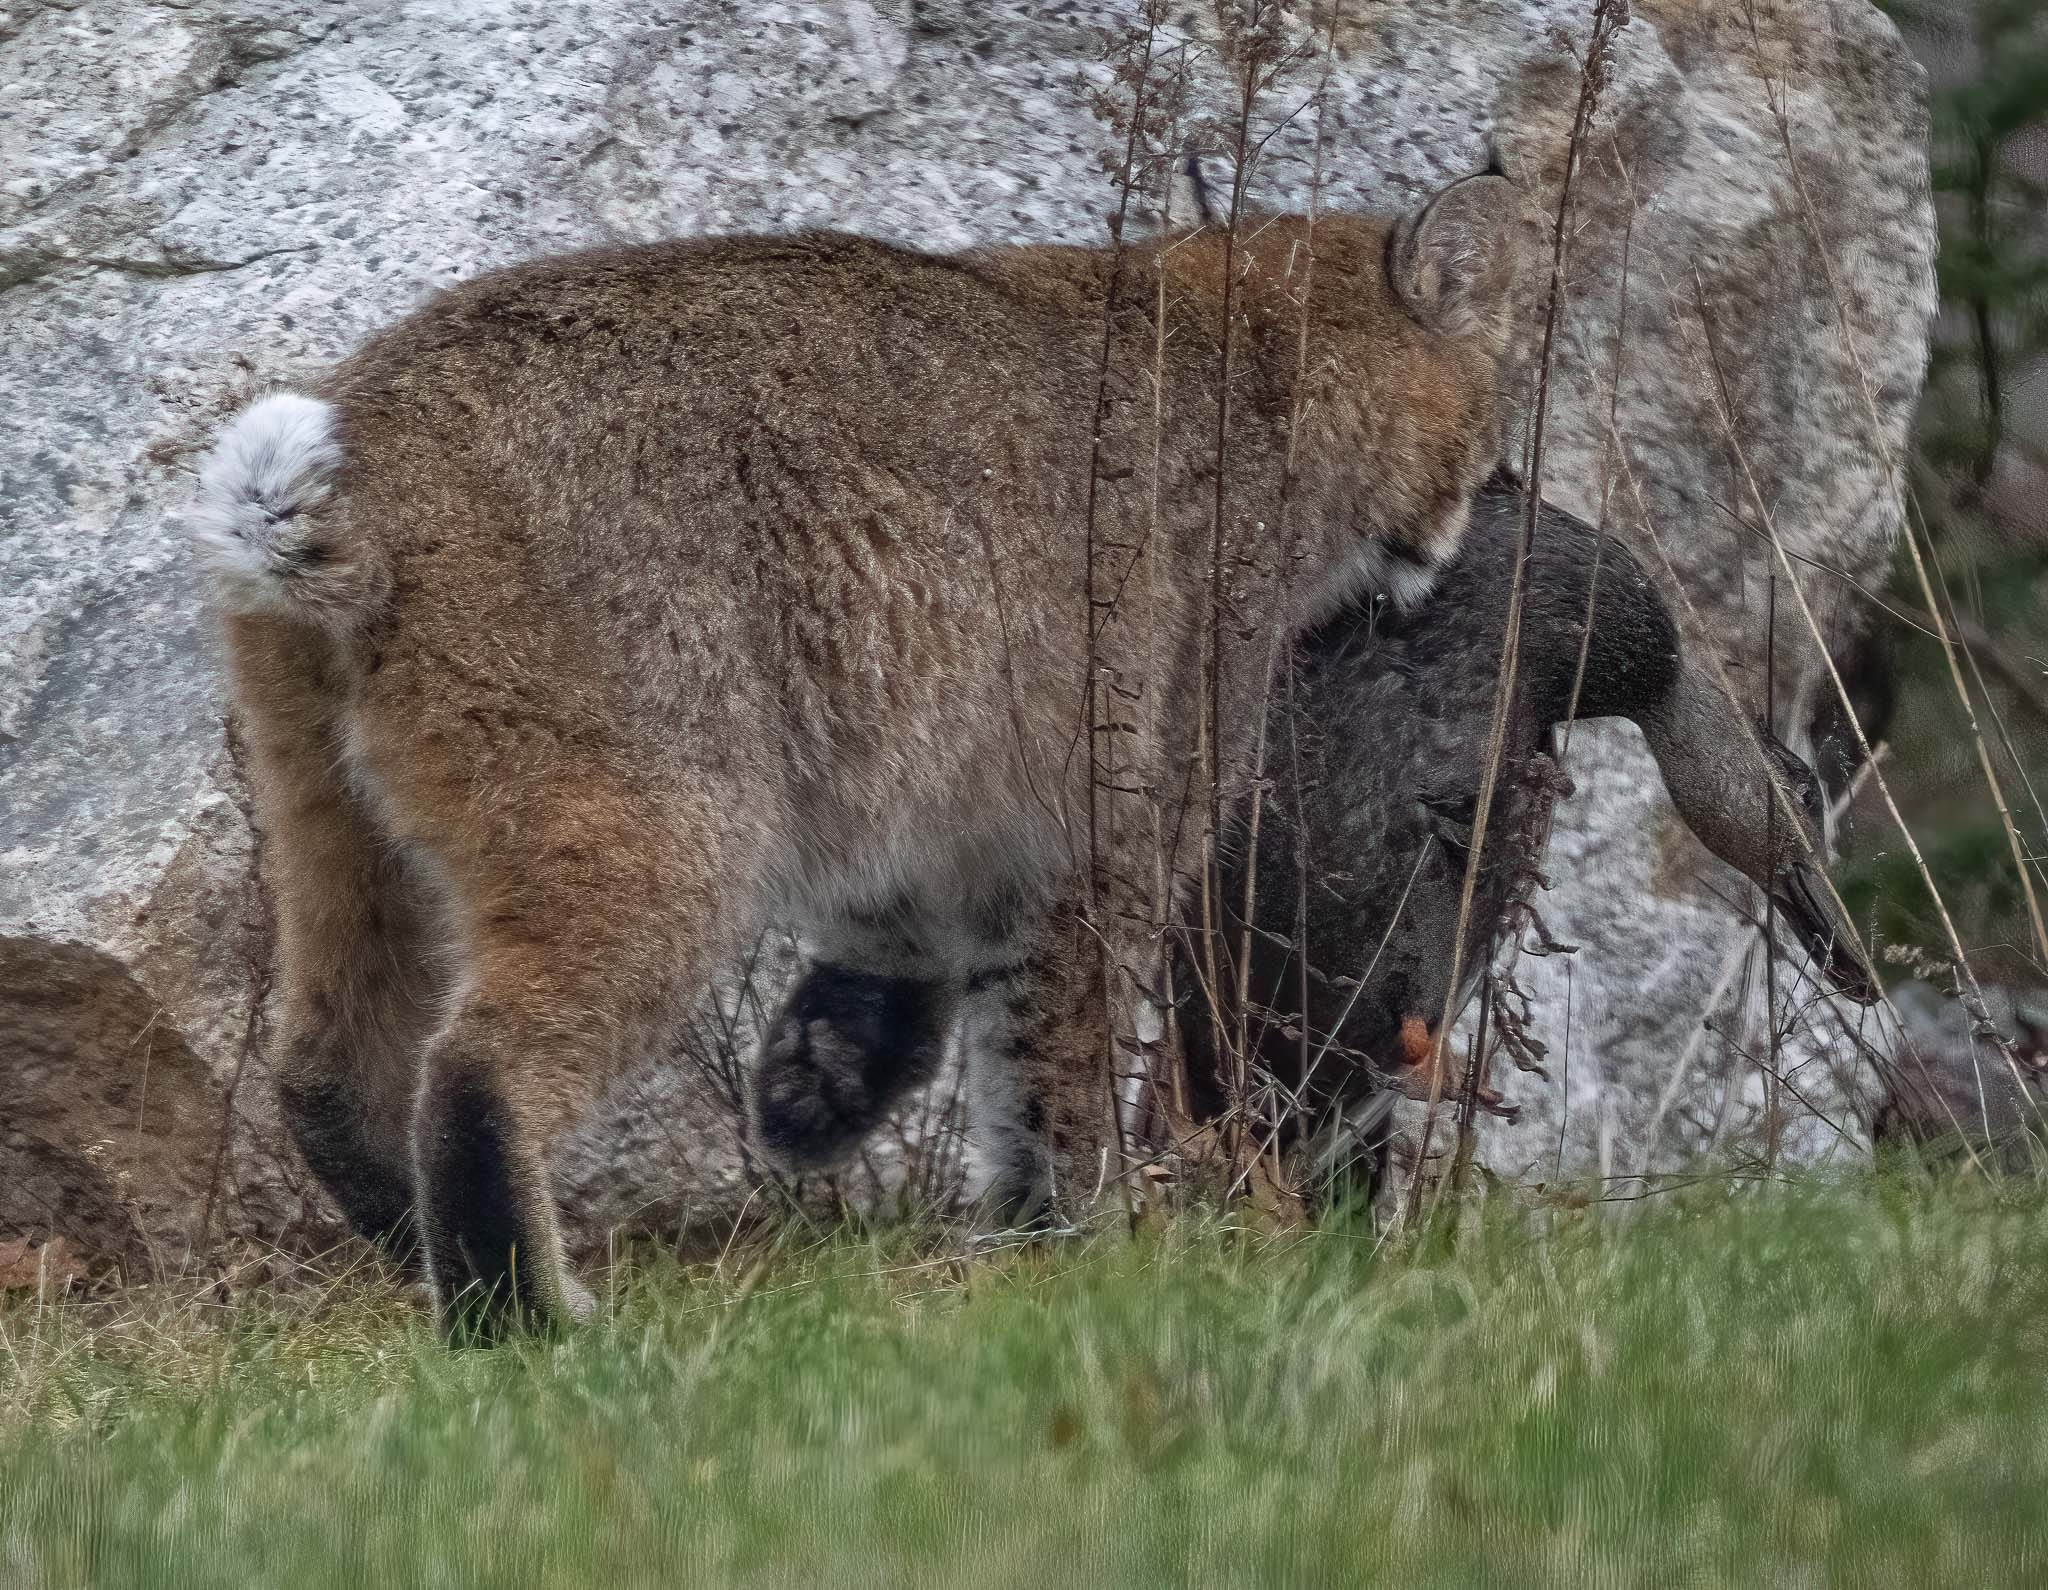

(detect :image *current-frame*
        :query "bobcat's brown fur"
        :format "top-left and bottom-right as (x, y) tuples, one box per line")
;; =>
(192, 174), (1529, 1334)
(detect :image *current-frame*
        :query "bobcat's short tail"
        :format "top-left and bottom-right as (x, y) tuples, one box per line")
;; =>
(188, 392), (379, 627)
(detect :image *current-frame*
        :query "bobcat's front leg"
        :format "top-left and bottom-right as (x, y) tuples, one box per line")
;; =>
(956, 907), (1139, 1228)
(752, 911), (955, 1175)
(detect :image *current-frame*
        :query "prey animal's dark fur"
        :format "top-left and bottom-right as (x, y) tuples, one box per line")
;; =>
(1181, 472), (1876, 1155)
(760, 476), (1877, 1189)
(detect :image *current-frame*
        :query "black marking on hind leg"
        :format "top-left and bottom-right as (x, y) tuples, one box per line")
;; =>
(414, 1060), (553, 1344)
(275, 1051), (418, 1260)
(752, 962), (949, 1171)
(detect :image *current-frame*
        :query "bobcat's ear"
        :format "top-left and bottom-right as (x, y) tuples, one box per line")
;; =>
(1388, 170), (1530, 355)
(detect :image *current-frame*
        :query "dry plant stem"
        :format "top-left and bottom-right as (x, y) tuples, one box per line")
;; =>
(1083, 11), (1161, 905)
(1947, 615), (2048, 822)
(1551, 93), (2023, 1178)
(1081, 5), (1165, 1230)
(1896, 506), (2048, 967)
(1404, 0), (1627, 1229)
(1230, 0), (1342, 1201)
(1685, 273), (1790, 1162)
(1558, 143), (1637, 751)
(1924, 534), (2048, 948)
(1736, 1), (2048, 978)
(1234, 642), (1283, 1118)
(1183, 51), (1322, 1173)
(1101, 46), (1203, 1156)
(1198, 27), (1262, 1168)
(1554, 959), (1575, 1179)
(1890, 531), (2046, 1117)
(1287, 650), (1311, 1163)
(1601, 399), (2015, 1093)
(199, 715), (275, 1257)
(1145, 55), (1193, 1128)
(1637, 335), (2028, 1172)
(1451, 975), (1496, 1194)
(1764, 574), (1783, 1169)
(1544, 137), (1637, 1191)
(1638, 383), (2010, 1135)
(1530, 138), (1635, 1190)
(1406, 377), (1535, 1214)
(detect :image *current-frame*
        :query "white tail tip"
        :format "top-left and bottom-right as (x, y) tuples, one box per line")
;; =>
(188, 392), (354, 622)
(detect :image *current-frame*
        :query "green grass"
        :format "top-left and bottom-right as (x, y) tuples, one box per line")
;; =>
(4, 1179), (2047, 1588)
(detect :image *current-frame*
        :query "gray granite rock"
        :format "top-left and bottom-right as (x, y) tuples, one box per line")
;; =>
(1, 0), (1935, 1267)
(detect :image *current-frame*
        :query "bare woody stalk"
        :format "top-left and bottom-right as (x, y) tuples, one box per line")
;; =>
(1557, 141), (1635, 750)
(1448, 151), (1630, 1185)
(1227, 0), (1344, 1201)
(1524, 142), (1628, 1173)
(1589, 261), (2023, 1121)
(1081, 0), (1169, 1230)
(1145, 44), (1195, 1129)
(1739, 1), (2047, 959)
(1269, 7), (1344, 1201)
(1686, 272), (1793, 1166)
(1898, 481), (2048, 969)
(1197, 4), (1272, 1171)
(1198, 1), (1328, 1191)
(1403, 0), (1631, 1228)
(1591, 400), (2000, 1154)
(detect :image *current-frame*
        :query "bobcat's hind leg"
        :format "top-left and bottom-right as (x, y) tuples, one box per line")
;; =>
(272, 841), (445, 1258)
(404, 772), (729, 1342)
(228, 618), (446, 1257)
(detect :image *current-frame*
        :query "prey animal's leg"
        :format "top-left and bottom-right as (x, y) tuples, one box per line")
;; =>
(752, 910), (954, 1174)
(1388, 1016), (1517, 1121)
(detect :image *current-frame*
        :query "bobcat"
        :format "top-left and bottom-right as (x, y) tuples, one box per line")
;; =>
(190, 171), (1530, 1335)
